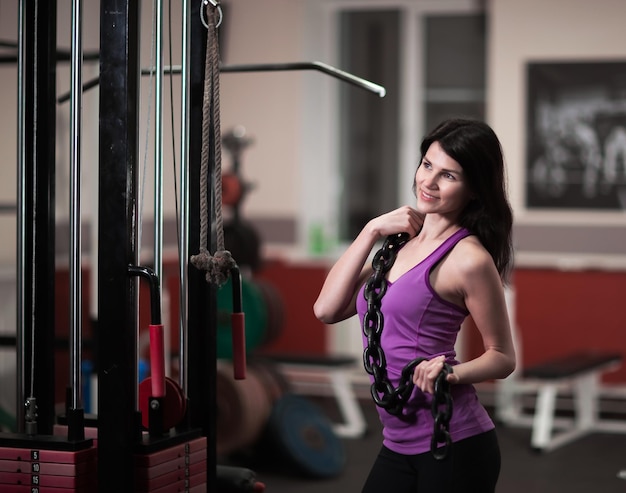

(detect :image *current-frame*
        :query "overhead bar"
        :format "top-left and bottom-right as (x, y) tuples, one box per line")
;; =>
(56, 60), (387, 103)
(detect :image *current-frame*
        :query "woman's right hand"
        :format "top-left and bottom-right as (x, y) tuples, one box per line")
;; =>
(365, 206), (424, 240)
(313, 206), (423, 324)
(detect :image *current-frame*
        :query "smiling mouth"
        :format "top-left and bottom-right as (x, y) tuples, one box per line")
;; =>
(420, 190), (437, 200)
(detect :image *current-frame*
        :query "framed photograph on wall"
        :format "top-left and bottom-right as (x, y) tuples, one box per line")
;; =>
(526, 60), (626, 210)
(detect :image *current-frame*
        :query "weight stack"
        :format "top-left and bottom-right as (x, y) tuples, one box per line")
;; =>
(0, 439), (97, 492)
(134, 436), (207, 492)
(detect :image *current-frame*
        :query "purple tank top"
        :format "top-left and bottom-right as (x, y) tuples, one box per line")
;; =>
(356, 228), (494, 455)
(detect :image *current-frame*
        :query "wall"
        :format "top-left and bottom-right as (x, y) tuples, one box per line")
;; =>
(484, 0), (626, 382)
(2, 0), (626, 256)
(2, 0), (626, 400)
(0, 1), (21, 266)
(463, 268), (626, 384)
(514, 268), (626, 383)
(489, 0), (626, 260)
(219, 0), (304, 221)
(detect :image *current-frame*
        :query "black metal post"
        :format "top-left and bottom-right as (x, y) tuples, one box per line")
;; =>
(18, 0), (57, 436)
(97, 0), (141, 490)
(187, 0), (218, 489)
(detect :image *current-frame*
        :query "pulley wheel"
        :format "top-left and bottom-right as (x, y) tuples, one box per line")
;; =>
(217, 276), (268, 359)
(138, 376), (186, 431)
(216, 361), (273, 456)
(262, 393), (346, 478)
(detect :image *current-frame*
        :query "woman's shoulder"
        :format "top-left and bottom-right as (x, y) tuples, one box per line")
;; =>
(448, 234), (497, 279)
(431, 233), (499, 308)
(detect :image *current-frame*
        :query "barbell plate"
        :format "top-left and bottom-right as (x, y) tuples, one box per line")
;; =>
(247, 357), (291, 404)
(262, 393), (346, 478)
(215, 362), (273, 456)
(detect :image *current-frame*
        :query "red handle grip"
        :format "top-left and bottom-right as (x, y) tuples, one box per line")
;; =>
(231, 313), (246, 380)
(149, 324), (166, 397)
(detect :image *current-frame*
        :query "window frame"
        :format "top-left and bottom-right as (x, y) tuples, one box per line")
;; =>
(299, 0), (486, 250)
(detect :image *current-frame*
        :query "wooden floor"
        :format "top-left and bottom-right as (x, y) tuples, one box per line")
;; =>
(221, 395), (626, 493)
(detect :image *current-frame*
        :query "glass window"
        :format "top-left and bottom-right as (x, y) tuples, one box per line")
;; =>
(423, 13), (486, 132)
(335, 7), (485, 242)
(338, 10), (400, 240)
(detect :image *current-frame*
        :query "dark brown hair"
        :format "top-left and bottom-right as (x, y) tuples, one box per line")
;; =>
(417, 118), (514, 281)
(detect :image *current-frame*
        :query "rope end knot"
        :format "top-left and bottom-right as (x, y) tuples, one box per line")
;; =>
(190, 249), (236, 287)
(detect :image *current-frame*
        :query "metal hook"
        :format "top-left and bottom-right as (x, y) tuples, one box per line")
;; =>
(201, 0), (223, 29)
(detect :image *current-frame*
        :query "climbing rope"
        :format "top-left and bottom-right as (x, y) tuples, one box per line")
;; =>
(190, 1), (235, 286)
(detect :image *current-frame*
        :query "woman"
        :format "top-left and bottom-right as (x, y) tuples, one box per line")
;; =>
(313, 118), (516, 492)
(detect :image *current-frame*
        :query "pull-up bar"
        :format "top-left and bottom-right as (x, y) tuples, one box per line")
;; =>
(56, 60), (387, 104)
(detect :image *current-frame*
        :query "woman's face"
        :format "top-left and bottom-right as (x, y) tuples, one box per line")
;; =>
(414, 141), (473, 218)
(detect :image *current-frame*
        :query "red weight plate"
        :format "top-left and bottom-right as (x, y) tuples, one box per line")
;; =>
(134, 461), (206, 491)
(138, 376), (187, 431)
(0, 458), (95, 476)
(134, 436), (207, 467)
(0, 485), (96, 493)
(134, 449), (205, 481)
(0, 446), (96, 463)
(0, 470), (94, 487)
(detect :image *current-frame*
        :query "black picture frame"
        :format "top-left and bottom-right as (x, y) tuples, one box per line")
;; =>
(526, 60), (626, 210)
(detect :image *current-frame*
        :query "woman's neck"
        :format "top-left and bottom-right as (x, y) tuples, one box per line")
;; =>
(418, 215), (461, 242)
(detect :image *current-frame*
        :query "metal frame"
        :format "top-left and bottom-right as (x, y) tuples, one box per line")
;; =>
(97, 0), (143, 488)
(97, 0), (216, 489)
(16, 2), (387, 489)
(16, 0), (58, 436)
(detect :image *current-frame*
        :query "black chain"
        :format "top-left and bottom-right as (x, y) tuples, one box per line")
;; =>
(431, 365), (453, 459)
(362, 232), (454, 460)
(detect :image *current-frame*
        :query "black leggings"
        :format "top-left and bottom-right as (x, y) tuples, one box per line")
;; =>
(362, 430), (501, 493)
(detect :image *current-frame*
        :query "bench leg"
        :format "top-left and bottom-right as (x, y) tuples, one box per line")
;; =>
(495, 378), (523, 424)
(531, 382), (557, 450)
(574, 372), (598, 432)
(530, 373), (604, 452)
(328, 369), (367, 439)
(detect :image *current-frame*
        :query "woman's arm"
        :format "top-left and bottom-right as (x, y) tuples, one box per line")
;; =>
(314, 206), (423, 324)
(413, 241), (516, 393)
(451, 252), (516, 384)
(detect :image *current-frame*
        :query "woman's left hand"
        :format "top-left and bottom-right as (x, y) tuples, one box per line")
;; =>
(412, 356), (458, 393)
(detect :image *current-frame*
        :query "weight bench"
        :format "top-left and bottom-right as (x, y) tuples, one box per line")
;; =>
(498, 351), (626, 452)
(263, 353), (367, 439)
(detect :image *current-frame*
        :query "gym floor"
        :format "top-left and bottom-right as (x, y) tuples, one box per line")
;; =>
(223, 395), (626, 493)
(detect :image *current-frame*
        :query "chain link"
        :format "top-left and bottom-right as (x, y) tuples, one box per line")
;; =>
(431, 363), (454, 459)
(362, 232), (454, 460)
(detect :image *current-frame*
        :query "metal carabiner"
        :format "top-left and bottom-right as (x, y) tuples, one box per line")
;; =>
(201, 0), (223, 29)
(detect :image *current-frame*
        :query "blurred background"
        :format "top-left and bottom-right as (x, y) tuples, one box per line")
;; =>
(1, 0), (626, 490)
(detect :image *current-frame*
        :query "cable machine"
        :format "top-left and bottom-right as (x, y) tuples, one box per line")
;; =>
(1, 0), (386, 491)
